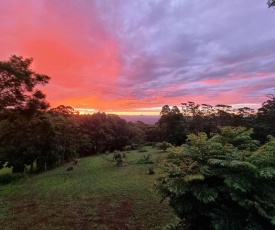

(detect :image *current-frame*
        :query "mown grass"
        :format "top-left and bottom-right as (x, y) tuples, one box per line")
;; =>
(0, 147), (177, 230)
(0, 167), (12, 174)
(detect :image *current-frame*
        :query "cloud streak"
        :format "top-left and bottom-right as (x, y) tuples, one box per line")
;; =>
(0, 0), (274, 114)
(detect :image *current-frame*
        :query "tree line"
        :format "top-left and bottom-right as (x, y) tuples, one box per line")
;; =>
(1, 55), (275, 174)
(0, 55), (161, 172)
(158, 96), (275, 146)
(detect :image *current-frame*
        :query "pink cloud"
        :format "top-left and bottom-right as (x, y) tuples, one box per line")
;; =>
(0, 1), (274, 114)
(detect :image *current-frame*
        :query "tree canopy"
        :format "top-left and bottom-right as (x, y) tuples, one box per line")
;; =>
(156, 127), (275, 229)
(0, 55), (50, 113)
(267, 0), (275, 8)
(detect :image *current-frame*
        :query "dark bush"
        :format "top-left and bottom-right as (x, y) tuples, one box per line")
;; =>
(144, 142), (156, 147)
(138, 148), (148, 153)
(137, 154), (153, 164)
(0, 173), (24, 185)
(148, 167), (155, 175)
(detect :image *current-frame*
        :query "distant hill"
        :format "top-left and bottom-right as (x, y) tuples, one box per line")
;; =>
(119, 115), (160, 124)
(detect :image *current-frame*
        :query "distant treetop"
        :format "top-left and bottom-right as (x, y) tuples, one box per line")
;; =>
(267, 0), (275, 8)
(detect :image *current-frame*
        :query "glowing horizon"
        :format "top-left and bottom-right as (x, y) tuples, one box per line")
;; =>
(0, 0), (274, 114)
(74, 103), (261, 116)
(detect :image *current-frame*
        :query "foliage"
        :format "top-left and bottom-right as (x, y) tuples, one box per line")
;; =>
(253, 94), (275, 142)
(267, 0), (275, 8)
(158, 105), (187, 145)
(0, 110), (81, 172)
(158, 102), (257, 146)
(0, 173), (24, 185)
(128, 121), (146, 146)
(148, 166), (155, 175)
(79, 112), (131, 153)
(163, 221), (187, 230)
(156, 126), (275, 229)
(138, 148), (148, 152)
(137, 154), (154, 164)
(144, 142), (157, 146)
(124, 145), (132, 152)
(49, 105), (79, 116)
(113, 151), (124, 165)
(156, 142), (173, 152)
(0, 55), (50, 113)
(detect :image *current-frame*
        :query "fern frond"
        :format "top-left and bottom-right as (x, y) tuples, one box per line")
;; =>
(187, 161), (198, 172)
(271, 216), (275, 226)
(246, 200), (269, 218)
(183, 173), (204, 182)
(224, 176), (251, 193)
(167, 178), (188, 195)
(259, 167), (275, 179)
(168, 166), (183, 177)
(191, 185), (218, 203)
(228, 160), (257, 171)
(208, 158), (229, 167)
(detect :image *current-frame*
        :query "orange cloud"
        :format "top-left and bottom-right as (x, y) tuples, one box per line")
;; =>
(10, 3), (123, 110)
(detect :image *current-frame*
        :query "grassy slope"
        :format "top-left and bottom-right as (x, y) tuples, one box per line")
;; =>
(0, 148), (177, 230)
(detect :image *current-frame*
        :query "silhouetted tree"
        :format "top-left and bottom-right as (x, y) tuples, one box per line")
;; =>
(49, 105), (79, 116)
(267, 0), (275, 8)
(253, 94), (275, 143)
(158, 105), (187, 145)
(0, 55), (50, 114)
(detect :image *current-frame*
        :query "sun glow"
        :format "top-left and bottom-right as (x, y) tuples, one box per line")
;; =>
(74, 107), (161, 116)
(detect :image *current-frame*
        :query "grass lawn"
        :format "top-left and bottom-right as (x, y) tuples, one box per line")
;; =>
(0, 147), (177, 230)
(0, 167), (12, 174)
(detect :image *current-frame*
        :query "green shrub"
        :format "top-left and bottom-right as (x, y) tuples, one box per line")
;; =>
(137, 154), (153, 164)
(156, 127), (275, 229)
(0, 173), (24, 185)
(138, 148), (148, 153)
(113, 151), (123, 166)
(124, 145), (131, 152)
(144, 142), (156, 147)
(156, 142), (172, 152)
(148, 167), (155, 175)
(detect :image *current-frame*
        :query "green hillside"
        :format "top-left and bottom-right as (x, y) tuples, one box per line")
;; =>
(0, 148), (177, 230)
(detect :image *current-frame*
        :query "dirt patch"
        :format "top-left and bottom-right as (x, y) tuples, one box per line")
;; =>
(11, 197), (38, 215)
(94, 197), (141, 230)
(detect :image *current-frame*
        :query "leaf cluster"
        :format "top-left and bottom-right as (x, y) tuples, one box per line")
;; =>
(0, 55), (50, 113)
(156, 126), (275, 229)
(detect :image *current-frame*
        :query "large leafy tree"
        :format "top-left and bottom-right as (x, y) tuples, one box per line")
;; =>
(156, 127), (275, 229)
(253, 94), (275, 143)
(158, 102), (255, 145)
(0, 110), (83, 172)
(0, 55), (50, 112)
(79, 112), (131, 153)
(158, 105), (187, 145)
(49, 105), (79, 116)
(0, 55), (51, 172)
(0, 112), (55, 172)
(128, 121), (146, 146)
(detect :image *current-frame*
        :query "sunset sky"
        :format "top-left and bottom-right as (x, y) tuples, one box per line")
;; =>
(0, 0), (275, 115)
